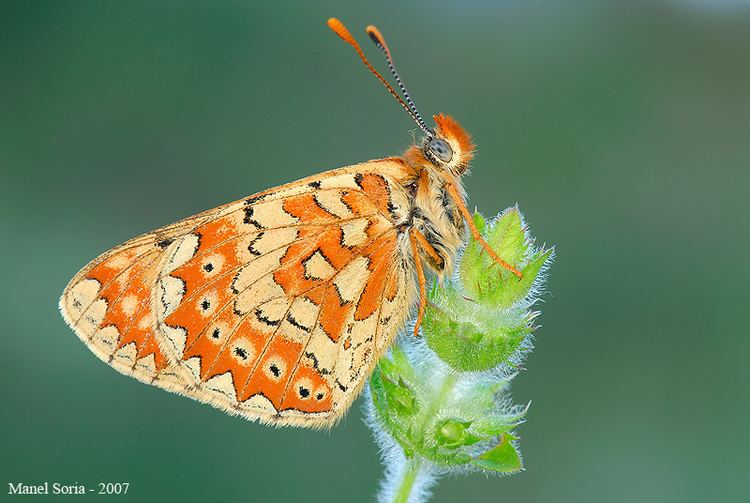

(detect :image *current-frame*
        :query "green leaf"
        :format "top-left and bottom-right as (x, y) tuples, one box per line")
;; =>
(452, 381), (510, 416)
(457, 244), (483, 301)
(473, 212), (486, 233)
(380, 373), (418, 416)
(390, 344), (418, 384)
(369, 368), (418, 457)
(471, 435), (523, 473)
(377, 355), (398, 381)
(369, 368), (397, 425)
(486, 208), (528, 268)
(424, 303), (530, 372)
(434, 418), (481, 450)
(471, 415), (526, 437)
(492, 248), (553, 308)
(459, 209), (535, 305)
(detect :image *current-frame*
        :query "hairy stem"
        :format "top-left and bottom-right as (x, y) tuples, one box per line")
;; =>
(392, 458), (422, 503)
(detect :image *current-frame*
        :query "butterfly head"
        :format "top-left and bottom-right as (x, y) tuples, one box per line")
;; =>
(423, 114), (474, 176)
(328, 19), (475, 176)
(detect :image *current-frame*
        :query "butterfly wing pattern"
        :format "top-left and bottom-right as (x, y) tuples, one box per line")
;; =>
(60, 160), (417, 428)
(60, 19), (519, 430)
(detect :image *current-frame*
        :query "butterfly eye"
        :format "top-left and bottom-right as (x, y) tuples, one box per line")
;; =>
(428, 138), (453, 163)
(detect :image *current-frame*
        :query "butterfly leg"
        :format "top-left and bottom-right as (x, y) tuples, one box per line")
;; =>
(411, 227), (445, 269)
(409, 229), (428, 337)
(445, 182), (523, 279)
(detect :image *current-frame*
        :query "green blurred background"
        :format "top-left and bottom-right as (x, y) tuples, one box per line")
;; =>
(2, 1), (748, 501)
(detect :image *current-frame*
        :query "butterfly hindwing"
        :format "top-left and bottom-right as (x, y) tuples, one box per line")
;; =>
(60, 160), (416, 427)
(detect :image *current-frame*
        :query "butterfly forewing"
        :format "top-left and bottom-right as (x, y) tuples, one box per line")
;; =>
(60, 160), (416, 428)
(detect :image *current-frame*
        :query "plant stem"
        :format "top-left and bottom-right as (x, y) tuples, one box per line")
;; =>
(392, 457), (422, 503)
(416, 371), (457, 437)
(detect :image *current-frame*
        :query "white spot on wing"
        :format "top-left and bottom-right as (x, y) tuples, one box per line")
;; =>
(134, 353), (157, 379)
(333, 256), (370, 303)
(318, 174), (360, 190)
(236, 276), (286, 316)
(162, 325), (187, 355)
(241, 393), (277, 414)
(112, 342), (137, 366)
(304, 327), (338, 373)
(281, 296), (319, 342)
(251, 227), (298, 255)
(66, 278), (100, 321)
(232, 248), (285, 293)
(252, 296), (288, 327)
(163, 234), (200, 274)
(78, 298), (107, 337)
(183, 356), (202, 381)
(251, 200), (298, 227)
(89, 326), (120, 360)
(289, 297), (318, 330)
(204, 372), (238, 402)
(314, 191), (353, 218)
(340, 219), (370, 248)
(303, 250), (336, 280)
(121, 295), (138, 317)
(158, 275), (184, 319)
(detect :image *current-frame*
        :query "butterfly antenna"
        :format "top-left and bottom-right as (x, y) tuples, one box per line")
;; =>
(366, 24), (433, 137)
(327, 18), (433, 138)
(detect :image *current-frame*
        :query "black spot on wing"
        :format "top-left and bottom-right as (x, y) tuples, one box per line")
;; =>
(339, 191), (354, 214)
(335, 379), (348, 392)
(286, 313), (310, 333)
(254, 308), (280, 327)
(332, 282), (352, 307)
(243, 207), (263, 229)
(245, 194), (267, 205)
(378, 175), (400, 220)
(247, 232), (264, 256)
(312, 194), (338, 218)
(304, 351), (330, 375)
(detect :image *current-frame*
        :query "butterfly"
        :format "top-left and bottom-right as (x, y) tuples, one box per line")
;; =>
(59, 18), (521, 429)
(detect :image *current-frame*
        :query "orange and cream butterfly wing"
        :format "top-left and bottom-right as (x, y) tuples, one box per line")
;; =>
(60, 159), (417, 428)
